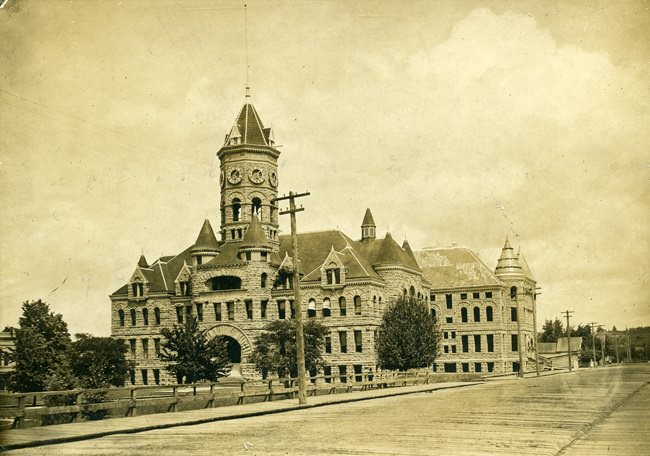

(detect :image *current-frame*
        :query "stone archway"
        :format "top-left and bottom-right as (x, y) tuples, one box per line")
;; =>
(204, 324), (253, 362)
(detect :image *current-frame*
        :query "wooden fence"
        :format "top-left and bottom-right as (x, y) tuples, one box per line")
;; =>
(0, 370), (435, 429)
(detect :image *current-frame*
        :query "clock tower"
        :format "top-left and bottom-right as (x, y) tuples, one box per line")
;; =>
(217, 94), (280, 247)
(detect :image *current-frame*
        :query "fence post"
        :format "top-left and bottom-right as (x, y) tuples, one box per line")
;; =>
(171, 386), (178, 412)
(72, 390), (84, 423)
(12, 395), (26, 429)
(268, 380), (274, 402)
(238, 382), (246, 405)
(129, 388), (137, 417)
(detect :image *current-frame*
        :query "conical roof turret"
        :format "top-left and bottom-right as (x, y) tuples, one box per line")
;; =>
(240, 215), (271, 249)
(223, 102), (274, 147)
(495, 236), (522, 277)
(137, 254), (149, 268)
(402, 239), (417, 263)
(361, 208), (377, 241)
(362, 208), (376, 227)
(517, 247), (535, 280)
(192, 219), (220, 253)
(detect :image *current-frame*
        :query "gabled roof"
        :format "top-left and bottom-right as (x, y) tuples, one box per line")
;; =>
(414, 247), (502, 289)
(225, 103), (269, 146)
(362, 208), (375, 226)
(240, 215), (270, 249)
(192, 219), (220, 253)
(538, 337), (583, 354)
(495, 237), (522, 277)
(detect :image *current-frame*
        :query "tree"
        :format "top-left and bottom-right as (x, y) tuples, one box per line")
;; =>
(69, 334), (130, 388)
(376, 295), (440, 371)
(10, 300), (76, 392)
(250, 320), (328, 378)
(160, 316), (231, 384)
(539, 318), (564, 343)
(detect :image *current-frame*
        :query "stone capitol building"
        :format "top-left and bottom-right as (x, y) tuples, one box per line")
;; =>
(110, 94), (538, 385)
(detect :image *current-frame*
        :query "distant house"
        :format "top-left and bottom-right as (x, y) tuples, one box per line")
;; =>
(538, 337), (582, 370)
(0, 328), (16, 390)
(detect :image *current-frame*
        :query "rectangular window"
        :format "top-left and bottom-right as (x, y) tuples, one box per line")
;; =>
(227, 302), (235, 320)
(176, 306), (183, 323)
(475, 363), (482, 373)
(474, 335), (481, 353)
(487, 334), (494, 352)
(430, 294), (436, 302)
(142, 339), (149, 358)
(129, 369), (136, 385)
(444, 345), (449, 353)
(485, 292), (493, 299)
(142, 309), (149, 326)
(511, 307), (517, 322)
(129, 339), (136, 358)
(339, 365), (347, 383)
(487, 362), (494, 372)
(325, 336), (332, 354)
(354, 330), (362, 353)
(511, 334), (518, 352)
(461, 363), (469, 373)
(214, 302), (222, 321)
(444, 363), (457, 373)
(153, 369), (160, 385)
(245, 300), (253, 320)
(154, 338), (161, 358)
(339, 331), (347, 353)
(473, 292), (480, 299)
(443, 331), (449, 339)
(261, 300), (268, 319)
(451, 331), (456, 339)
(196, 303), (204, 322)
(326, 270), (333, 284)
(340, 298), (347, 316)
(354, 297), (361, 315)
(141, 369), (148, 385)
(154, 308), (161, 325)
(334, 269), (341, 284)
(446, 317), (453, 324)
(323, 366), (332, 383)
(354, 364), (363, 382)
(451, 345), (457, 353)
(460, 293), (467, 300)
(185, 305), (192, 316)
(445, 294), (452, 308)
(278, 300), (286, 319)
(462, 335), (469, 353)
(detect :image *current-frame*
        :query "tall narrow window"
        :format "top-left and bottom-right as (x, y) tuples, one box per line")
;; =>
(278, 300), (286, 319)
(325, 336), (332, 354)
(245, 300), (253, 320)
(324, 366), (332, 383)
(354, 330), (362, 352)
(196, 303), (204, 321)
(142, 308), (149, 326)
(431, 308), (436, 321)
(142, 339), (149, 358)
(227, 302), (235, 320)
(510, 286), (517, 299)
(511, 334), (518, 352)
(129, 339), (136, 358)
(261, 273), (267, 288)
(461, 307), (468, 323)
(176, 306), (183, 323)
(180, 281), (191, 296)
(261, 300), (268, 319)
(474, 335), (481, 352)
(334, 269), (341, 284)
(339, 331), (347, 353)
(473, 306), (481, 322)
(130, 309), (137, 326)
(251, 197), (262, 217)
(141, 369), (148, 385)
(486, 306), (493, 322)
(232, 198), (241, 222)
(154, 338), (161, 358)
(339, 365), (347, 383)
(445, 294), (452, 308)
(326, 269), (333, 285)
(339, 297), (347, 316)
(354, 364), (363, 382)
(475, 363), (482, 373)
(118, 309), (125, 327)
(487, 334), (494, 352)
(214, 302), (222, 321)
(322, 298), (331, 317)
(354, 295), (361, 315)
(511, 307), (517, 322)
(153, 369), (160, 385)
(461, 335), (469, 353)
(308, 298), (316, 318)
(154, 307), (161, 325)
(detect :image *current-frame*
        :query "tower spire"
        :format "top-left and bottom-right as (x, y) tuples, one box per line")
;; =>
(244, 4), (250, 99)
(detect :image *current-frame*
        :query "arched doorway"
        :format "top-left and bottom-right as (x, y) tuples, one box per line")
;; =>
(222, 336), (241, 363)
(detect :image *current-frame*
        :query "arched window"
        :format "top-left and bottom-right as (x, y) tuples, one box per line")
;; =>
(154, 307), (161, 325)
(118, 309), (125, 327)
(431, 308), (437, 321)
(252, 197), (262, 218)
(323, 298), (331, 317)
(403, 289), (407, 297)
(354, 295), (362, 315)
(409, 286), (416, 296)
(232, 198), (241, 222)
(210, 276), (242, 291)
(461, 307), (468, 323)
(307, 298), (316, 318)
(130, 308), (137, 326)
(339, 296), (347, 316)
(510, 286), (517, 299)
(261, 273), (267, 288)
(486, 306), (493, 322)
(142, 308), (149, 326)
(473, 306), (480, 322)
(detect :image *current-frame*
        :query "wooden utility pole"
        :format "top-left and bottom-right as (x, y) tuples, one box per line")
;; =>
(587, 322), (598, 367)
(600, 328), (606, 367)
(529, 287), (541, 377)
(514, 290), (524, 377)
(614, 332), (620, 364)
(275, 191), (310, 405)
(562, 310), (574, 372)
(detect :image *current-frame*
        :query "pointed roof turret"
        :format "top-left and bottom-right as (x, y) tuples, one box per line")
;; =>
(361, 208), (377, 241)
(224, 103), (269, 146)
(137, 254), (149, 269)
(362, 208), (376, 227)
(402, 239), (417, 263)
(374, 232), (420, 271)
(517, 247), (535, 280)
(240, 215), (271, 249)
(192, 219), (220, 254)
(495, 236), (522, 277)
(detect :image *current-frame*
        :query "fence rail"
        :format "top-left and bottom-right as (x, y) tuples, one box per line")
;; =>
(0, 370), (436, 429)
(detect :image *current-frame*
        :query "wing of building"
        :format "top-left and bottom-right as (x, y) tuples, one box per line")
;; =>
(110, 97), (538, 385)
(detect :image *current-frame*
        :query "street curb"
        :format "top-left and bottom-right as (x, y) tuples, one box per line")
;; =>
(0, 382), (481, 452)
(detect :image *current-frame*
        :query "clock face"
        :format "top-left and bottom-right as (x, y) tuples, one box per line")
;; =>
(249, 168), (264, 184)
(227, 167), (242, 184)
(269, 171), (278, 188)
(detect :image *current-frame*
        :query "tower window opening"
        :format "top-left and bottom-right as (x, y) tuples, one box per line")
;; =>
(510, 286), (517, 299)
(232, 198), (241, 222)
(252, 198), (262, 218)
(261, 272), (267, 288)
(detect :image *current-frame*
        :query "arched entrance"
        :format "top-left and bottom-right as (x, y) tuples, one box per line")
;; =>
(222, 336), (241, 363)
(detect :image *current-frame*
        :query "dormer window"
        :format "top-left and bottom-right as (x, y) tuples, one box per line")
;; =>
(180, 281), (191, 296)
(326, 268), (341, 285)
(132, 278), (144, 297)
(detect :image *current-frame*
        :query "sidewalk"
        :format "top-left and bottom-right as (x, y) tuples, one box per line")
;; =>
(0, 381), (481, 451)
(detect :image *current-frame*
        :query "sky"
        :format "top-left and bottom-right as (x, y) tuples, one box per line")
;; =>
(1, 0), (648, 336)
